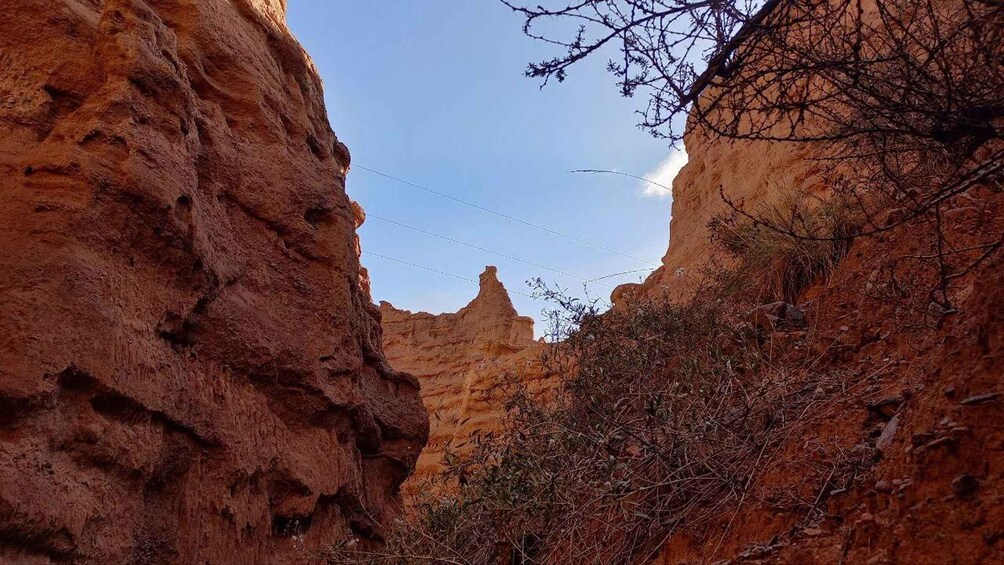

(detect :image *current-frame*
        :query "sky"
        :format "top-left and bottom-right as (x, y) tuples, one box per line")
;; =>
(287, 1), (687, 336)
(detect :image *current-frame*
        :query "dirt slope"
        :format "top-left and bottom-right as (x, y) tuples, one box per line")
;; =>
(657, 181), (1004, 564)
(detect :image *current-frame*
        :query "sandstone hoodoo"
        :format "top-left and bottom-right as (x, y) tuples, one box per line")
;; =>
(0, 1), (427, 563)
(380, 267), (549, 487)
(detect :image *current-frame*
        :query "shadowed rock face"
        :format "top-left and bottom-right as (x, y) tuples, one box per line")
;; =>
(0, 1), (427, 563)
(381, 267), (549, 485)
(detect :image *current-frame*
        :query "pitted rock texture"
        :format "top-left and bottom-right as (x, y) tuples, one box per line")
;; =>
(381, 267), (549, 485)
(0, 1), (427, 563)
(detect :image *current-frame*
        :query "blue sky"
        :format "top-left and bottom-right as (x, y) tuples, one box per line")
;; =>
(287, 1), (686, 335)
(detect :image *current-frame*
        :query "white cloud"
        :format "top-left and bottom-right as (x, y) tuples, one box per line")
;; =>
(639, 149), (688, 199)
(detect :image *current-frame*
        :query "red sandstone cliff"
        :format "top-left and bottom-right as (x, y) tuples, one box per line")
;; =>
(631, 66), (1004, 565)
(0, 1), (427, 563)
(380, 267), (549, 485)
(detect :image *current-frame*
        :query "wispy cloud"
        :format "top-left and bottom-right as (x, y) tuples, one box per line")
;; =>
(639, 149), (688, 199)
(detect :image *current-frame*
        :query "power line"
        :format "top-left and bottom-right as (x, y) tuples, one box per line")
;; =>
(569, 168), (674, 194)
(363, 251), (545, 302)
(352, 164), (660, 268)
(364, 251), (657, 309)
(583, 267), (657, 284)
(367, 212), (608, 286)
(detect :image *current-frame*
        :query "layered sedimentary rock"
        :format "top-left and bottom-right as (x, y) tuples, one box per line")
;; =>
(380, 267), (549, 484)
(0, 1), (427, 563)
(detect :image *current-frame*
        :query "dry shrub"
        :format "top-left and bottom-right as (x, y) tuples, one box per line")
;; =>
(709, 189), (859, 303)
(326, 251), (860, 564)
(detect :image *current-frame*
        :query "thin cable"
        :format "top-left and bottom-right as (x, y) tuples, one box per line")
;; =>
(569, 169), (673, 193)
(353, 164), (660, 268)
(368, 215), (652, 289)
(367, 212), (605, 285)
(583, 267), (658, 284)
(363, 251), (544, 302)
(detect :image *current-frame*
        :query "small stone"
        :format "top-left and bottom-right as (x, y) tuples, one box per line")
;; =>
(749, 301), (807, 333)
(875, 480), (893, 494)
(868, 396), (903, 421)
(858, 512), (875, 523)
(961, 392), (1000, 406)
(917, 436), (955, 453)
(876, 414), (899, 452)
(951, 474), (980, 498)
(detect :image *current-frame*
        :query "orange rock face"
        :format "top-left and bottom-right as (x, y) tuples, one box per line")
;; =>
(613, 128), (825, 305)
(0, 1), (426, 563)
(380, 267), (548, 484)
(620, 13), (1004, 558)
(648, 178), (1004, 564)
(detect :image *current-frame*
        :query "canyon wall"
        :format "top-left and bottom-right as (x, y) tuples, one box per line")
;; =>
(613, 128), (825, 305)
(380, 267), (550, 486)
(636, 11), (1004, 560)
(0, 1), (427, 563)
(650, 148), (1004, 563)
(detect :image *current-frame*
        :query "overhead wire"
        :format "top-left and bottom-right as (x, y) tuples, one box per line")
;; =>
(569, 168), (674, 194)
(366, 212), (615, 288)
(363, 251), (545, 302)
(583, 267), (657, 284)
(352, 164), (661, 268)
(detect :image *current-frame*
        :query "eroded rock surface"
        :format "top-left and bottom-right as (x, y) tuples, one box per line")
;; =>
(613, 128), (825, 305)
(381, 267), (549, 485)
(0, 1), (427, 562)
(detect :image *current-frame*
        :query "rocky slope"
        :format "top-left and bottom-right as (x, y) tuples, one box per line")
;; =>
(380, 267), (549, 486)
(624, 64), (1004, 565)
(0, 1), (427, 563)
(654, 178), (1004, 564)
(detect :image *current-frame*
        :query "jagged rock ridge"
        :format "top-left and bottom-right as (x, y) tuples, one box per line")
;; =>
(0, 1), (427, 562)
(381, 267), (549, 485)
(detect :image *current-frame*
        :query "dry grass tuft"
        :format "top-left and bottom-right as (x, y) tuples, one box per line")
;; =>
(709, 189), (858, 302)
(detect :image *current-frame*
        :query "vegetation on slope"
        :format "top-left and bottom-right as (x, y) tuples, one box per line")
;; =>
(328, 199), (864, 563)
(325, 1), (1002, 562)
